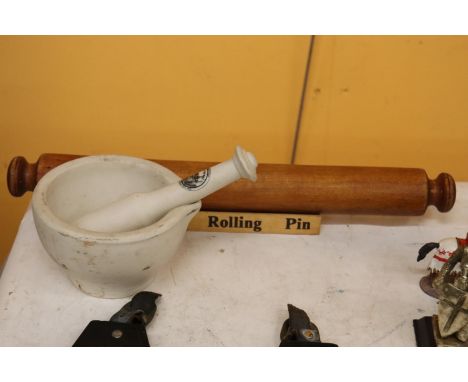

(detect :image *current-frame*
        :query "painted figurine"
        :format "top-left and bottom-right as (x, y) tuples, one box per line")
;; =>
(417, 233), (467, 297)
(433, 244), (468, 344)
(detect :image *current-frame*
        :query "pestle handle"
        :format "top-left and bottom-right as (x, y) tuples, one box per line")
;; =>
(7, 153), (456, 215)
(74, 147), (258, 233)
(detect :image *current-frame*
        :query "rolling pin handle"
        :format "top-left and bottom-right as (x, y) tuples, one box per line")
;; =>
(7, 156), (37, 197)
(428, 173), (456, 212)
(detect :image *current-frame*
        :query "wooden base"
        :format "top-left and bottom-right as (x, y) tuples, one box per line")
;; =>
(188, 211), (321, 235)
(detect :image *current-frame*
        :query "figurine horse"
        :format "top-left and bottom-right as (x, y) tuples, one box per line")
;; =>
(418, 233), (468, 273)
(417, 233), (468, 297)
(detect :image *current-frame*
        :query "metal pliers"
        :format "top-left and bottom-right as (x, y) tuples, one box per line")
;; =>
(73, 291), (161, 347)
(280, 304), (338, 347)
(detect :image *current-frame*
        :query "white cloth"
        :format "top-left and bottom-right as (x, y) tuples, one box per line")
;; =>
(1, 184), (468, 346)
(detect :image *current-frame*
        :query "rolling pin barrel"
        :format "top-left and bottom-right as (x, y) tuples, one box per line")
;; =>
(7, 154), (456, 215)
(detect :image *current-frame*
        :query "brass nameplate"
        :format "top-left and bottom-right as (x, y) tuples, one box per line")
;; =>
(188, 211), (320, 235)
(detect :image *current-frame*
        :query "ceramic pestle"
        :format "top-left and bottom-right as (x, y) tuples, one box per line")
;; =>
(74, 146), (257, 233)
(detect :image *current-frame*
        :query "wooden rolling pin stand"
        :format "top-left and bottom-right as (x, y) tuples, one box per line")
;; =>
(7, 154), (456, 235)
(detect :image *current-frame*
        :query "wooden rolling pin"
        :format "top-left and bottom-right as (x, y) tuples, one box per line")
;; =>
(7, 153), (456, 215)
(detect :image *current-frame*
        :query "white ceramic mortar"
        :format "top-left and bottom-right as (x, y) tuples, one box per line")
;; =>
(32, 155), (201, 298)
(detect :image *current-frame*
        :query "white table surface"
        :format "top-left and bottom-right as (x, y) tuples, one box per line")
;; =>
(1, 184), (467, 347)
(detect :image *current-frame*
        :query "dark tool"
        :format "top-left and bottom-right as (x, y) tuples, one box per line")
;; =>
(413, 316), (437, 347)
(279, 304), (338, 347)
(73, 291), (161, 347)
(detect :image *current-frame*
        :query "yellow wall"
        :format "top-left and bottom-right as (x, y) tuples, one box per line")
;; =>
(1, 36), (468, 265)
(0, 36), (310, 263)
(296, 36), (468, 181)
